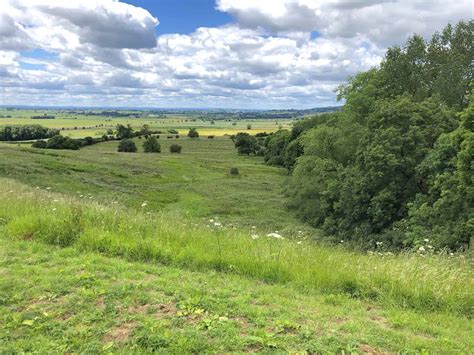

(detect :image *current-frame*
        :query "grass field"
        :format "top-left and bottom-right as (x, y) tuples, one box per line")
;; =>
(0, 132), (473, 352)
(0, 108), (291, 138)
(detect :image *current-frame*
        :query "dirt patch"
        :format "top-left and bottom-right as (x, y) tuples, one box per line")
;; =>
(331, 316), (348, 325)
(358, 344), (382, 354)
(103, 321), (136, 344)
(129, 302), (177, 319)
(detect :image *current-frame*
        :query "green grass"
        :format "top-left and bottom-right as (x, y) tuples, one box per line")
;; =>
(0, 138), (304, 231)
(1, 179), (472, 316)
(0, 109), (291, 138)
(0, 130), (472, 352)
(1, 234), (473, 352)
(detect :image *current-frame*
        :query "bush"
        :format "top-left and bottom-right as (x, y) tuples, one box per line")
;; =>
(31, 140), (47, 149)
(247, 124), (252, 130)
(187, 128), (199, 138)
(118, 139), (137, 153)
(229, 167), (239, 176)
(169, 144), (182, 153)
(207, 135), (215, 139)
(46, 135), (81, 150)
(143, 136), (161, 153)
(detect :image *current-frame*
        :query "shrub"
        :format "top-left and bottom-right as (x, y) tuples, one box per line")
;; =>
(143, 136), (161, 153)
(31, 140), (47, 149)
(118, 139), (137, 153)
(46, 135), (81, 150)
(229, 167), (239, 176)
(169, 144), (182, 153)
(208, 135), (215, 139)
(187, 128), (199, 138)
(175, 135), (179, 139)
(247, 124), (252, 130)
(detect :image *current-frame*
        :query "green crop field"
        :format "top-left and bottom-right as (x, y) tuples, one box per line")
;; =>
(0, 108), (292, 138)
(0, 136), (472, 353)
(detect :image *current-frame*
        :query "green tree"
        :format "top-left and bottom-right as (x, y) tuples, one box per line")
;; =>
(233, 132), (258, 155)
(143, 136), (161, 153)
(118, 139), (137, 152)
(187, 128), (199, 138)
(116, 124), (134, 139)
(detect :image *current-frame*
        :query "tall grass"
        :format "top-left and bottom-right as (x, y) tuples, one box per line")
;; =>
(1, 178), (472, 315)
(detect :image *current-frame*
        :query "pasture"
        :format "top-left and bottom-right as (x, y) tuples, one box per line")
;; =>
(0, 108), (292, 138)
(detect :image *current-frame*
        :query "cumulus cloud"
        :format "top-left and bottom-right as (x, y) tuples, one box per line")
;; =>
(217, 0), (473, 46)
(0, 0), (471, 108)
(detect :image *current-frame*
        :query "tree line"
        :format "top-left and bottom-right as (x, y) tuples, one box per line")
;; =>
(234, 21), (473, 250)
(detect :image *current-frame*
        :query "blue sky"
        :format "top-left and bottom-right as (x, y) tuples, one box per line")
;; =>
(1, 0), (472, 109)
(123, 0), (233, 35)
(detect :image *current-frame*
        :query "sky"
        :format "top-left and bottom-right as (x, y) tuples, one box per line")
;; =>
(0, 1), (472, 109)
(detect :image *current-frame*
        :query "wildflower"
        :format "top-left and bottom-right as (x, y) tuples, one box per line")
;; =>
(424, 238), (430, 243)
(53, 199), (58, 203)
(141, 202), (148, 208)
(52, 208), (57, 211)
(449, 252), (454, 256)
(418, 246), (425, 252)
(296, 241), (302, 245)
(427, 245), (433, 249)
(46, 187), (51, 190)
(36, 186), (40, 189)
(209, 219), (215, 223)
(376, 241), (383, 246)
(251, 234), (259, 240)
(214, 222), (222, 227)
(251, 226), (256, 229)
(340, 240), (344, 243)
(266, 232), (283, 239)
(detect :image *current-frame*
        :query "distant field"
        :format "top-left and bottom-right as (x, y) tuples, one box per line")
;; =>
(0, 108), (292, 138)
(0, 136), (305, 231)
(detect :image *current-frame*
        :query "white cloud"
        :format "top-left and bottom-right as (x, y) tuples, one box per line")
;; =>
(0, 0), (471, 108)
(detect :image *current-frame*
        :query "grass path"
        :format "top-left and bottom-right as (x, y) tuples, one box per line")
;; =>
(1, 238), (472, 353)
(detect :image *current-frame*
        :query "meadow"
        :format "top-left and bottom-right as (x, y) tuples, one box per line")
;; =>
(0, 108), (292, 138)
(0, 131), (473, 352)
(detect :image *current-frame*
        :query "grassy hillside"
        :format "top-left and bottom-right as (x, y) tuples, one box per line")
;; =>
(0, 138), (304, 231)
(0, 138), (472, 352)
(1, 238), (473, 353)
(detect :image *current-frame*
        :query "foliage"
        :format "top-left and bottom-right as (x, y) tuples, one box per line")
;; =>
(118, 139), (137, 153)
(143, 136), (161, 153)
(45, 135), (81, 150)
(116, 124), (134, 139)
(170, 143), (182, 153)
(31, 140), (47, 149)
(0, 124), (59, 141)
(233, 132), (260, 155)
(187, 128), (199, 138)
(229, 167), (239, 176)
(287, 21), (473, 249)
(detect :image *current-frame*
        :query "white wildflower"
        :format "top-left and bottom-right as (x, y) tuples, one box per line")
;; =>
(296, 241), (302, 245)
(340, 240), (344, 243)
(141, 202), (148, 207)
(214, 222), (222, 227)
(251, 234), (259, 240)
(424, 238), (429, 243)
(46, 187), (51, 190)
(53, 199), (58, 203)
(251, 226), (256, 229)
(266, 232), (283, 239)
(418, 246), (425, 252)
(209, 219), (215, 223)
(52, 208), (57, 211)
